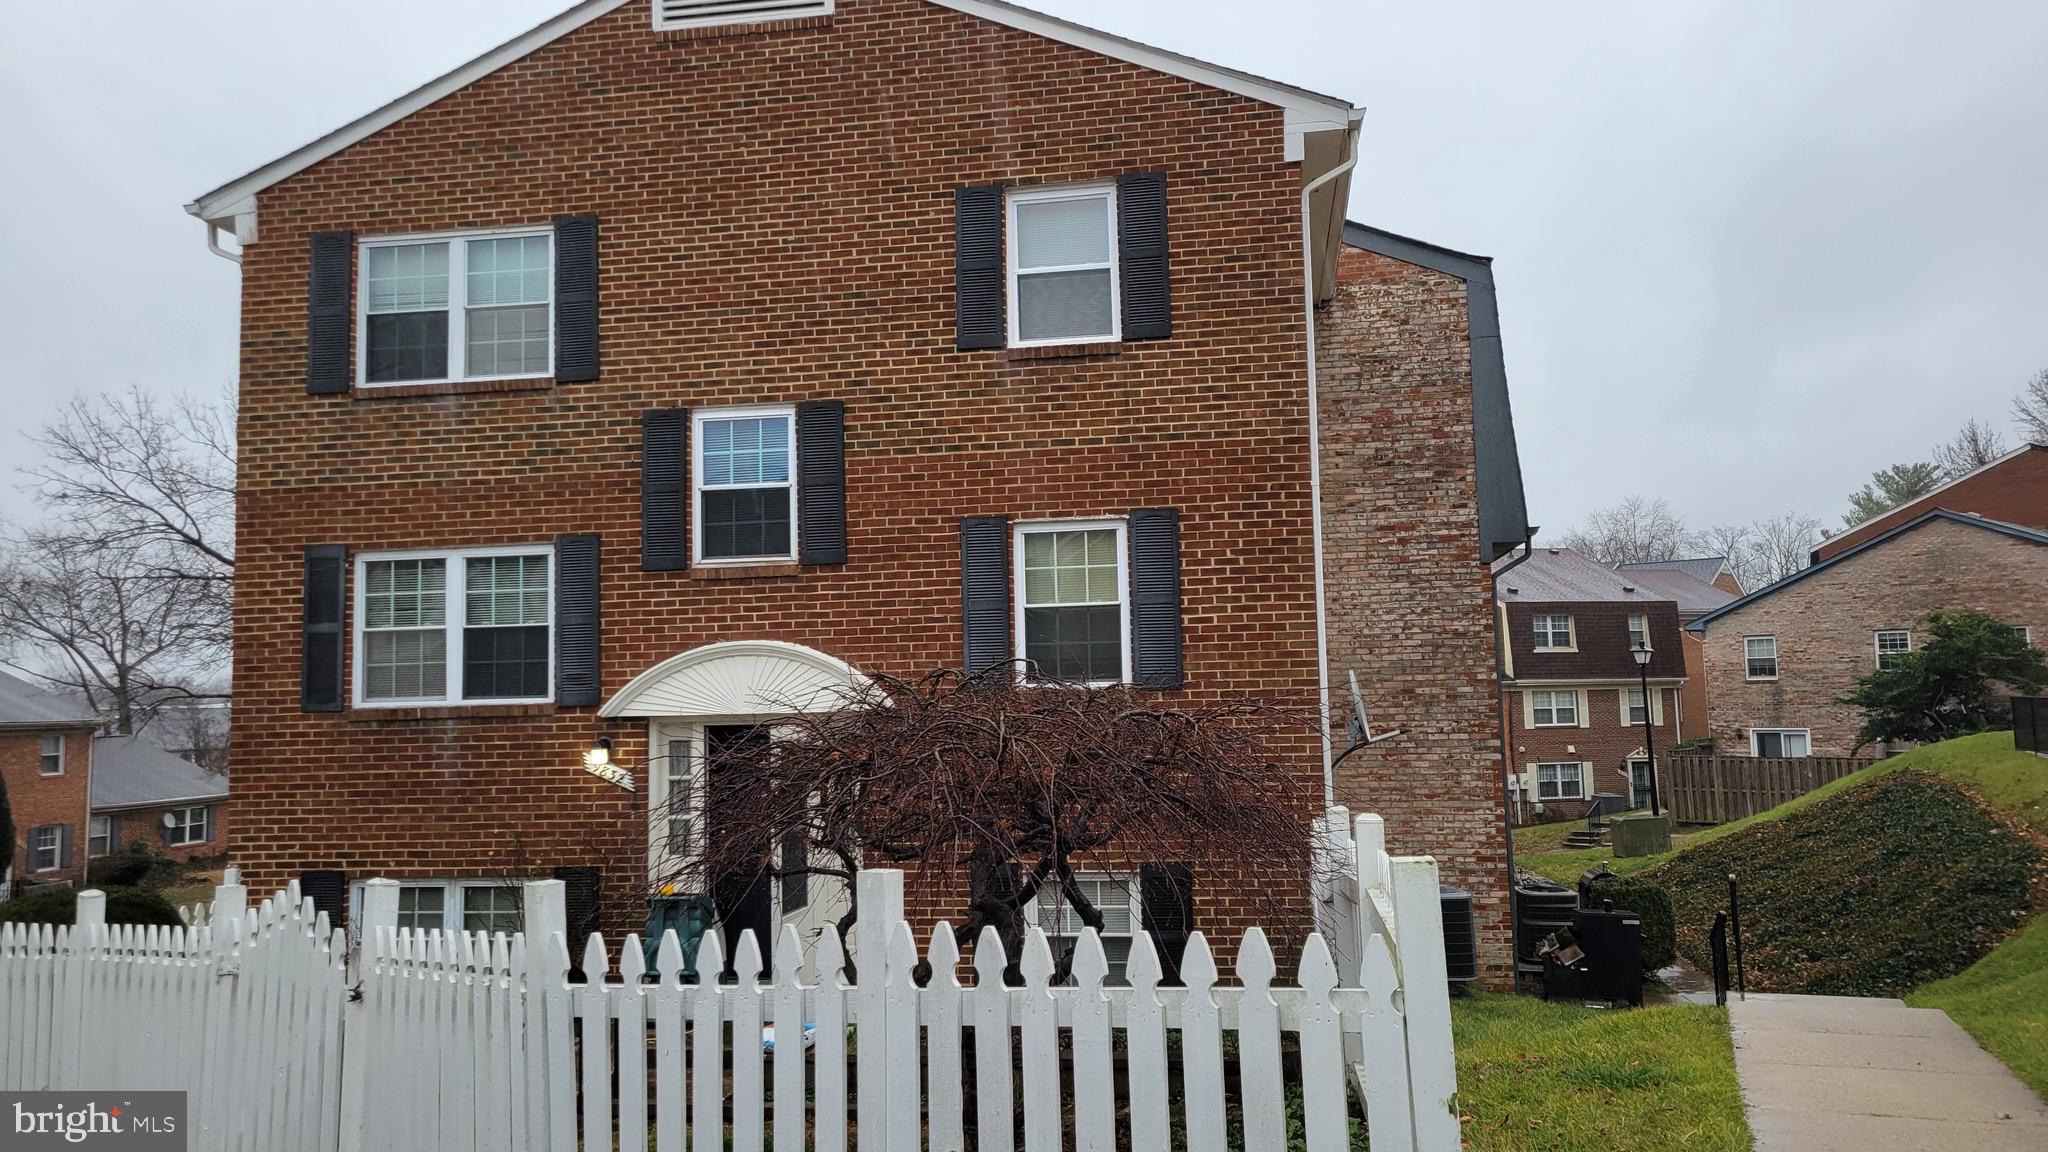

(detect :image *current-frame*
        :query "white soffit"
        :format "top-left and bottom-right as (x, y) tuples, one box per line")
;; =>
(186, 0), (1361, 228)
(600, 640), (869, 717)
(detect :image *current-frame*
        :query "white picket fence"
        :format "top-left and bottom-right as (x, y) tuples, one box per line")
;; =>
(0, 812), (1458, 1152)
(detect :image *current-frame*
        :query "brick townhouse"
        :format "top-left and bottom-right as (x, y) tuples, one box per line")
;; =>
(1494, 549), (1686, 820)
(1816, 442), (2048, 562)
(0, 671), (97, 893)
(184, 0), (1530, 982)
(1692, 510), (2048, 757)
(1612, 558), (1738, 742)
(89, 736), (231, 864)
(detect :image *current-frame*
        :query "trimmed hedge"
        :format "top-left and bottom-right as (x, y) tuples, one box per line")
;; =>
(0, 886), (185, 928)
(1589, 875), (1677, 973)
(1653, 771), (2043, 997)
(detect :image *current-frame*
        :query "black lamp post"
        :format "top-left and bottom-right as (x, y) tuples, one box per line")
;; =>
(1631, 641), (1663, 817)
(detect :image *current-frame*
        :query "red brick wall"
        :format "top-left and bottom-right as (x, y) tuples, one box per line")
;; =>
(230, 0), (1327, 951)
(1315, 244), (1513, 986)
(1815, 446), (2048, 561)
(1676, 628), (1710, 742)
(1504, 686), (1681, 819)
(3, 728), (92, 888)
(96, 801), (230, 864)
(1703, 516), (2048, 755)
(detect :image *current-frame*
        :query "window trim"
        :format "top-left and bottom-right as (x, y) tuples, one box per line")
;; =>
(1005, 183), (1122, 349)
(1012, 518), (1133, 687)
(349, 878), (533, 936)
(1750, 728), (1811, 757)
(88, 815), (112, 859)
(1526, 689), (1581, 728)
(38, 733), (63, 776)
(1875, 629), (1911, 670)
(355, 226), (555, 389)
(1533, 762), (1586, 801)
(1531, 613), (1577, 652)
(1025, 869), (1141, 984)
(351, 544), (557, 709)
(165, 805), (212, 848)
(1627, 614), (1651, 652)
(1620, 686), (1664, 727)
(28, 825), (62, 872)
(1744, 635), (1779, 681)
(690, 404), (800, 566)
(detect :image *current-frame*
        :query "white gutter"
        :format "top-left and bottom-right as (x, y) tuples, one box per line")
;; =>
(206, 223), (243, 266)
(1301, 125), (1360, 809)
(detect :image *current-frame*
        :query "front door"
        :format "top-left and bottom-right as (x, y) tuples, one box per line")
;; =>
(707, 724), (774, 979)
(1629, 759), (1652, 810)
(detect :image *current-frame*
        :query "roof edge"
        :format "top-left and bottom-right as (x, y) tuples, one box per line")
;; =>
(1341, 221), (1493, 285)
(1821, 442), (2048, 554)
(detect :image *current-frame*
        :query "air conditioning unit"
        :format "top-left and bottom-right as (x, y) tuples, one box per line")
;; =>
(1439, 884), (1479, 989)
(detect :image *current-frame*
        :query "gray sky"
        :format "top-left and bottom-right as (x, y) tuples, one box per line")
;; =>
(4, 0), (2045, 538)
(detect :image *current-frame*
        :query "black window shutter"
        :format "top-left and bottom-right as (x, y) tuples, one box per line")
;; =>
(1128, 508), (1184, 689)
(555, 534), (602, 707)
(959, 516), (1011, 675)
(299, 870), (348, 928)
(796, 400), (847, 565)
(641, 410), (688, 571)
(554, 214), (600, 383)
(1139, 862), (1195, 986)
(556, 866), (604, 970)
(302, 545), (347, 712)
(1117, 172), (1171, 341)
(954, 185), (1005, 350)
(307, 231), (354, 394)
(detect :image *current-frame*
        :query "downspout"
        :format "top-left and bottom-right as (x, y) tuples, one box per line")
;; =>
(1491, 530), (1538, 967)
(206, 222), (242, 266)
(1301, 132), (1359, 810)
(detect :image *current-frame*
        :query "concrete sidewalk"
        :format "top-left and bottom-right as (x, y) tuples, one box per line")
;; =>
(1730, 993), (2048, 1150)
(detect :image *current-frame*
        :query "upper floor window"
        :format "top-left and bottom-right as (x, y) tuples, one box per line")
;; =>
(1624, 687), (1656, 726)
(1745, 635), (1778, 680)
(1008, 185), (1119, 347)
(29, 825), (62, 872)
(166, 806), (212, 847)
(694, 407), (797, 564)
(39, 734), (63, 776)
(1875, 629), (1911, 670)
(1528, 689), (1579, 727)
(1532, 614), (1575, 651)
(1015, 521), (1130, 685)
(1627, 614), (1650, 651)
(355, 547), (552, 707)
(88, 815), (113, 858)
(360, 230), (552, 386)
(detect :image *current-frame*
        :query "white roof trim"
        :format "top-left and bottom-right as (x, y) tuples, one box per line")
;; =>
(1832, 443), (2046, 541)
(187, 0), (1360, 224)
(599, 640), (869, 718)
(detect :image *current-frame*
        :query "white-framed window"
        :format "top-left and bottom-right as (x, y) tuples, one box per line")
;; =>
(1875, 629), (1911, 670)
(356, 880), (531, 936)
(655, 731), (698, 867)
(1007, 184), (1120, 347)
(1527, 689), (1579, 727)
(462, 886), (523, 934)
(1535, 763), (1585, 801)
(1014, 520), (1131, 685)
(166, 806), (212, 847)
(1627, 614), (1651, 652)
(1751, 728), (1810, 757)
(358, 228), (553, 386)
(38, 734), (63, 776)
(693, 406), (797, 564)
(1032, 873), (1139, 985)
(353, 546), (553, 708)
(29, 825), (62, 872)
(1624, 687), (1652, 726)
(396, 885), (446, 932)
(1532, 614), (1575, 651)
(87, 816), (112, 858)
(1745, 635), (1778, 680)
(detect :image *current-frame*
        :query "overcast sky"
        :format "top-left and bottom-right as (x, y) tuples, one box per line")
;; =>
(3, 0), (2045, 539)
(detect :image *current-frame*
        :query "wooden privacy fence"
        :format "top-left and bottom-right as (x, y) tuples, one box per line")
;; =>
(1664, 754), (1875, 824)
(0, 813), (1461, 1152)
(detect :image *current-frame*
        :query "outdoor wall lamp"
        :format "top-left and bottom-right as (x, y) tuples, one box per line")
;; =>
(582, 736), (634, 791)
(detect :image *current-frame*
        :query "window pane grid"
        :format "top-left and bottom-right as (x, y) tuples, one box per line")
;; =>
(1038, 876), (1134, 985)
(1746, 636), (1778, 678)
(1530, 690), (1577, 726)
(359, 551), (550, 705)
(1021, 527), (1123, 683)
(363, 233), (551, 385)
(462, 886), (522, 935)
(697, 414), (795, 561)
(397, 886), (446, 933)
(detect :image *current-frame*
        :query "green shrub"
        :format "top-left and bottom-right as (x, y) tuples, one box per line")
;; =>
(1652, 771), (2042, 997)
(1589, 875), (1677, 973)
(0, 885), (185, 928)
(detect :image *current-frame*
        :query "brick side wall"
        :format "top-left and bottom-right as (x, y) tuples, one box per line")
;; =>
(3, 729), (92, 888)
(1315, 244), (1512, 986)
(230, 0), (1329, 953)
(1815, 447), (2048, 561)
(1504, 601), (1687, 681)
(1505, 686), (1681, 820)
(96, 801), (230, 864)
(1702, 517), (2048, 755)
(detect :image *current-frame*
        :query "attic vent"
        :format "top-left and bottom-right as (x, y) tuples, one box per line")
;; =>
(653, 0), (832, 29)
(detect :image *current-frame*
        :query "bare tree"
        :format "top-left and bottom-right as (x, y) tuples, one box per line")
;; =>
(655, 667), (1319, 982)
(1, 387), (234, 726)
(1743, 513), (1826, 588)
(1933, 419), (2008, 479)
(1556, 495), (1702, 565)
(1699, 523), (1756, 593)
(2016, 368), (2048, 445)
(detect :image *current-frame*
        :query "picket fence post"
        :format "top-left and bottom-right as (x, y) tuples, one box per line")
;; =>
(1389, 856), (1460, 1152)
(854, 868), (904, 1152)
(339, 878), (399, 1152)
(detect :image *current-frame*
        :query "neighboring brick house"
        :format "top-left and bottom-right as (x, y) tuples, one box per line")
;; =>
(89, 736), (230, 864)
(1816, 442), (2048, 562)
(183, 0), (1528, 982)
(1495, 549), (1687, 821)
(0, 671), (97, 893)
(1691, 510), (2048, 757)
(1613, 559), (1739, 742)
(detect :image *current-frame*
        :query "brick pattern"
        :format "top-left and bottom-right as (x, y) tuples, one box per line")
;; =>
(1674, 629), (1711, 742)
(1702, 516), (2048, 756)
(95, 802), (230, 864)
(3, 729), (92, 888)
(1505, 685), (1681, 818)
(1315, 245), (1513, 987)
(230, 0), (1330, 951)
(1816, 446), (2048, 561)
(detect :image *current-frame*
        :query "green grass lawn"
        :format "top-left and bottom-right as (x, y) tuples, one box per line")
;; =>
(1908, 897), (2048, 1099)
(1452, 992), (1750, 1151)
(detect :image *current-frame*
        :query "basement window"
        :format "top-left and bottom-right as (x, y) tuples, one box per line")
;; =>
(652, 0), (833, 31)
